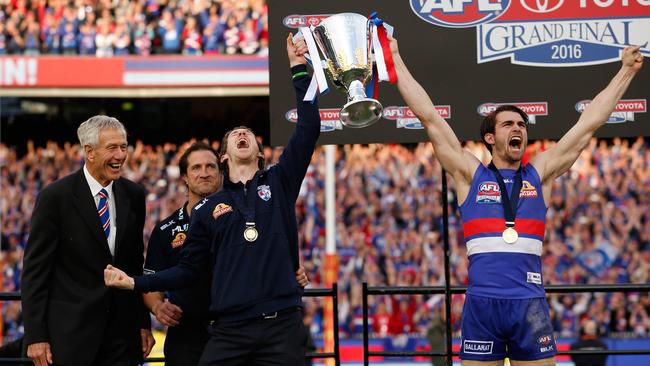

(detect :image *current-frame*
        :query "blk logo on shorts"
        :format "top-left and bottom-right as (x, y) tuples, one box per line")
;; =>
(540, 344), (554, 353)
(463, 340), (493, 354)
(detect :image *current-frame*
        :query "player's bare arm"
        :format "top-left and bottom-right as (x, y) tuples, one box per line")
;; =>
(531, 45), (644, 204)
(390, 36), (480, 203)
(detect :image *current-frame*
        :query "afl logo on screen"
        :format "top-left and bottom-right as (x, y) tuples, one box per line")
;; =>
(410, 0), (511, 28)
(282, 14), (330, 28)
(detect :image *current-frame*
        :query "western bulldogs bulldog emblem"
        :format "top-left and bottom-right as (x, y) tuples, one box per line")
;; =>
(257, 185), (271, 201)
(171, 232), (186, 248)
(213, 203), (233, 219)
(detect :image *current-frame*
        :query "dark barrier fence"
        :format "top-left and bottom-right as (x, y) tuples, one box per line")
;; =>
(304, 284), (341, 365)
(2, 276), (649, 365)
(362, 283), (650, 365)
(0, 285), (340, 365)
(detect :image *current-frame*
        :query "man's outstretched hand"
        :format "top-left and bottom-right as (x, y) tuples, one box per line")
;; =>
(622, 45), (644, 72)
(104, 264), (135, 290)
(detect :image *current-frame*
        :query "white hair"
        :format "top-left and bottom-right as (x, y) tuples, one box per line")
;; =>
(77, 115), (127, 157)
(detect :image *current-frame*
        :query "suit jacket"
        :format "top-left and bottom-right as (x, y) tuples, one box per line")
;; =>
(21, 169), (150, 365)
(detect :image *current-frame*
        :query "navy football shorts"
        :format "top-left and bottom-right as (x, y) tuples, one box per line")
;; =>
(460, 294), (557, 361)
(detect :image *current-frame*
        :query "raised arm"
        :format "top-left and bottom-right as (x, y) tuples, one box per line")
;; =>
(532, 46), (644, 187)
(276, 33), (321, 201)
(390, 36), (479, 197)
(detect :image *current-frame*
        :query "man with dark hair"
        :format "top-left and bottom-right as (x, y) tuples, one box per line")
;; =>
(22, 116), (154, 366)
(143, 142), (309, 365)
(142, 142), (221, 366)
(390, 35), (644, 366)
(105, 33), (317, 365)
(480, 105), (529, 153)
(219, 126), (265, 172)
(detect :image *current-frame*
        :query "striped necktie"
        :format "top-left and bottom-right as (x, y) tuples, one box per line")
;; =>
(98, 188), (110, 239)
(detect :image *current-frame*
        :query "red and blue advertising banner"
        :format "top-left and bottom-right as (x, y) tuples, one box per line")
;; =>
(268, 0), (650, 145)
(0, 56), (268, 88)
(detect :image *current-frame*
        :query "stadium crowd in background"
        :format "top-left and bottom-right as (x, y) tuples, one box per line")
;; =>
(0, 137), (649, 343)
(0, 0), (268, 56)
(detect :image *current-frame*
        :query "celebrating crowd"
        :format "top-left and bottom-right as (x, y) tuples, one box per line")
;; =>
(0, 0), (268, 56)
(1, 136), (648, 343)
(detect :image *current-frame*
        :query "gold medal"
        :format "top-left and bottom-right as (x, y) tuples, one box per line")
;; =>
(502, 227), (518, 244)
(244, 226), (258, 242)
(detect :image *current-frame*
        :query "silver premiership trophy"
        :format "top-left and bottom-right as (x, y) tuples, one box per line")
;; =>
(312, 13), (383, 128)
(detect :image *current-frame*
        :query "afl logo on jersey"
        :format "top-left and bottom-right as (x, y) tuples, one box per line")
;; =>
(538, 335), (552, 345)
(477, 181), (501, 203)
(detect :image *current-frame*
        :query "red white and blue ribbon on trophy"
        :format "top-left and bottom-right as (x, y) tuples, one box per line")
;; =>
(296, 12), (397, 103)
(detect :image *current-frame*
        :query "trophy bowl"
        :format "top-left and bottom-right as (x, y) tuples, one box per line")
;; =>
(312, 13), (383, 128)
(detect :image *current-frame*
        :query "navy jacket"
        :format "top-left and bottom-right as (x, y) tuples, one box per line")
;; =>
(144, 203), (211, 320)
(135, 64), (320, 321)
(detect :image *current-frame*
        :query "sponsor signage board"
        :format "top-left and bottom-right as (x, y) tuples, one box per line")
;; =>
(269, 0), (649, 145)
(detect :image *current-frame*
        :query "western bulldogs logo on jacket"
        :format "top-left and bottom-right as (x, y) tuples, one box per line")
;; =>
(257, 185), (272, 201)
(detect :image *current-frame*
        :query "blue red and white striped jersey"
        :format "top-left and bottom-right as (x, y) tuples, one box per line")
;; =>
(459, 163), (547, 299)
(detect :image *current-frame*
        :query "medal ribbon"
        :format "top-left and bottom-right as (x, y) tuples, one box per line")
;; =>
(487, 162), (523, 228)
(227, 174), (259, 227)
